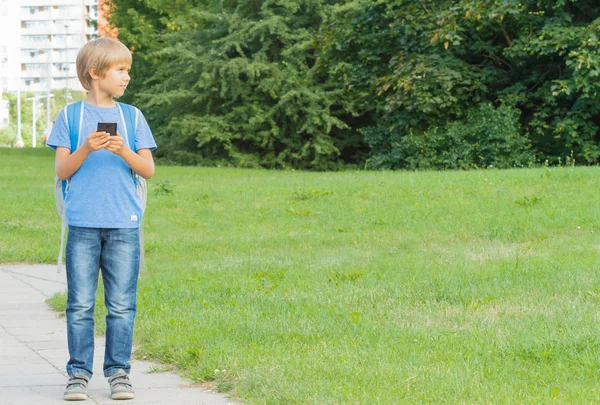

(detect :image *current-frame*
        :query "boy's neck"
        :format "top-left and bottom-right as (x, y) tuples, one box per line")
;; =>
(85, 90), (117, 108)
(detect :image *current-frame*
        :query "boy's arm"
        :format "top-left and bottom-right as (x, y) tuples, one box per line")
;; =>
(118, 148), (155, 180)
(105, 135), (154, 179)
(55, 132), (110, 180)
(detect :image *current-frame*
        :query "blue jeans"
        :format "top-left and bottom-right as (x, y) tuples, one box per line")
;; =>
(65, 226), (140, 379)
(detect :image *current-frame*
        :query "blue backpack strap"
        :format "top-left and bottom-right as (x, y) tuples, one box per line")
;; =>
(62, 101), (82, 198)
(66, 101), (82, 152)
(61, 177), (68, 199)
(118, 102), (137, 150)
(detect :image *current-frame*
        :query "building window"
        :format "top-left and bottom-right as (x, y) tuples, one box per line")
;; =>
(54, 63), (70, 71)
(23, 63), (44, 71)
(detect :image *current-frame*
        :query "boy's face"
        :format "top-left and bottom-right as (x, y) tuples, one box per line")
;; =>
(94, 62), (131, 97)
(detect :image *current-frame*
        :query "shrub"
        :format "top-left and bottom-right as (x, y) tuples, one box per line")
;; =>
(365, 103), (534, 170)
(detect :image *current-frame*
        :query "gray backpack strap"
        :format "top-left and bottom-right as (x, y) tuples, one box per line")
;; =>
(55, 106), (74, 274)
(76, 101), (84, 148)
(118, 103), (146, 274)
(57, 209), (67, 273)
(55, 103), (83, 273)
(139, 225), (144, 275)
(63, 108), (69, 132)
(117, 103), (132, 148)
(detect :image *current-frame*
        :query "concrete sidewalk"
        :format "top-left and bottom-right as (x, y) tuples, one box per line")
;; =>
(0, 264), (239, 405)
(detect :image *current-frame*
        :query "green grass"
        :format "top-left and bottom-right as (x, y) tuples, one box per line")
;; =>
(3, 148), (600, 403)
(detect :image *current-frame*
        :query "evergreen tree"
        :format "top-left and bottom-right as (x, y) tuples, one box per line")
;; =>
(110, 0), (600, 169)
(111, 0), (355, 169)
(318, 0), (600, 168)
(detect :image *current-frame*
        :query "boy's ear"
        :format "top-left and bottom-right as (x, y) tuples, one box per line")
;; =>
(88, 66), (101, 80)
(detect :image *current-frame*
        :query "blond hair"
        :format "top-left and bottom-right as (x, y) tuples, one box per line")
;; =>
(76, 38), (132, 91)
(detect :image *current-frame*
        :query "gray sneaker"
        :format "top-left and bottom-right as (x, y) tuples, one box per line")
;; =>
(63, 374), (89, 401)
(108, 369), (135, 400)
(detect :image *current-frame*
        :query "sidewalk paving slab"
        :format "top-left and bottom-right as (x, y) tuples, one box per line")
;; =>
(0, 264), (241, 405)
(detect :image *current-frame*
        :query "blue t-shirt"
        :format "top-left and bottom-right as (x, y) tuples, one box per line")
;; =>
(47, 102), (157, 228)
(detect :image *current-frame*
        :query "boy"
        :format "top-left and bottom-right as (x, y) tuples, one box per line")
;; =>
(46, 38), (156, 401)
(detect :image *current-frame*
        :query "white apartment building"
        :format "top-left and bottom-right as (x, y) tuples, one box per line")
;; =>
(0, 0), (20, 127)
(0, 1), (101, 95)
(19, 0), (99, 94)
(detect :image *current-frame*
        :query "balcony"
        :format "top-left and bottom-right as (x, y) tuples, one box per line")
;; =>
(20, 10), (52, 21)
(51, 50), (79, 63)
(20, 52), (51, 64)
(21, 39), (51, 50)
(21, 79), (50, 93)
(21, 26), (53, 36)
(22, 7), (89, 21)
(53, 36), (86, 49)
(21, 0), (88, 7)
(51, 65), (75, 77)
(54, 9), (88, 21)
(50, 77), (83, 91)
(20, 65), (79, 83)
(50, 38), (81, 49)
(20, 51), (76, 65)
(21, 69), (48, 79)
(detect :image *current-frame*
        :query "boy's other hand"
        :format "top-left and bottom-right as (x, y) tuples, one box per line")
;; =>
(105, 133), (129, 156)
(84, 131), (110, 153)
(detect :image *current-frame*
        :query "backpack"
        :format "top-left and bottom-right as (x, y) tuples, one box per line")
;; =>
(54, 101), (148, 273)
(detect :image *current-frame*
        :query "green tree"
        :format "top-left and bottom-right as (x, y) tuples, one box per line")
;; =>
(108, 0), (600, 169)
(317, 0), (600, 168)
(110, 0), (356, 169)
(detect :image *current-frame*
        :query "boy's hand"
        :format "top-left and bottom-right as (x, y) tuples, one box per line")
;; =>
(83, 131), (110, 153)
(105, 133), (129, 156)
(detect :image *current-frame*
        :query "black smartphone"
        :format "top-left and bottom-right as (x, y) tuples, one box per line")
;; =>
(97, 122), (117, 136)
